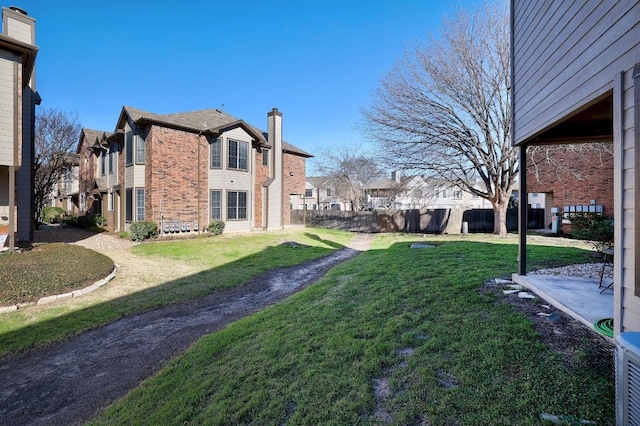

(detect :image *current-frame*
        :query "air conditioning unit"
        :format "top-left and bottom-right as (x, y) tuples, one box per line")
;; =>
(616, 332), (640, 425)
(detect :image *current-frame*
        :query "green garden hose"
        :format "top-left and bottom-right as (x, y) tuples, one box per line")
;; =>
(594, 318), (613, 338)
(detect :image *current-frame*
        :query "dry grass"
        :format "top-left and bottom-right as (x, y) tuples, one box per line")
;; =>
(0, 244), (114, 305)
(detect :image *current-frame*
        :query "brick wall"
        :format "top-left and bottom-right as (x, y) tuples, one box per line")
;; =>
(253, 147), (270, 229)
(282, 152), (306, 225)
(526, 143), (613, 230)
(146, 126), (208, 230)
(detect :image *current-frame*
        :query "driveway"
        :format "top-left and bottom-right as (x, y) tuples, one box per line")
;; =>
(0, 228), (372, 425)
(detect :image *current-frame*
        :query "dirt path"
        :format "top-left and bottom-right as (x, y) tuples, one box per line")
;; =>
(0, 231), (373, 426)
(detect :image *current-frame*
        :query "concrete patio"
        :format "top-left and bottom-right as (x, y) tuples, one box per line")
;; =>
(512, 273), (613, 338)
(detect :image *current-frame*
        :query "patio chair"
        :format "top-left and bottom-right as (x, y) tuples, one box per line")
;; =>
(599, 248), (614, 293)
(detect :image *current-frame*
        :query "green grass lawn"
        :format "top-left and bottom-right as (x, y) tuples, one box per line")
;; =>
(0, 228), (354, 356)
(91, 234), (612, 425)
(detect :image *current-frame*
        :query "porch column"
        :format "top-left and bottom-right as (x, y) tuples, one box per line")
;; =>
(8, 166), (14, 251)
(518, 144), (527, 275)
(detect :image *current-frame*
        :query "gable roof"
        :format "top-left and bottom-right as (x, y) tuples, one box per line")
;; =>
(307, 176), (331, 188)
(283, 142), (312, 158)
(116, 106), (312, 157)
(77, 128), (108, 153)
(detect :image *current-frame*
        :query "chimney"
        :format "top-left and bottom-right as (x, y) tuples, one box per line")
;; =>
(266, 108), (283, 228)
(3, 6), (35, 44)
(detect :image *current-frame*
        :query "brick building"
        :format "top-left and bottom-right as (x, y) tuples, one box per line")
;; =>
(76, 107), (311, 234)
(526, 143), (613, 232)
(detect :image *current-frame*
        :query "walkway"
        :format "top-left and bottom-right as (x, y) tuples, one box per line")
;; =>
(0, 229), (372, 425)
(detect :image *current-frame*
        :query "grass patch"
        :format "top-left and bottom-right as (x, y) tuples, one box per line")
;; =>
(92, 236), (612, 425)
(0, 228), (353, 356)
(0, 244), (114, 305)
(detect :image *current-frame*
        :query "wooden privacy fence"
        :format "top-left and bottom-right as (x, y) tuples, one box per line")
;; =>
(291, 208), (545, 234)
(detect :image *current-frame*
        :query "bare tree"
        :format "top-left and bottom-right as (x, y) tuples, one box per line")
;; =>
(361, 1), (515, 235)
(312, 145), (384, 211)
(527, 142), (613, 184)
(34, 108), (82, 228)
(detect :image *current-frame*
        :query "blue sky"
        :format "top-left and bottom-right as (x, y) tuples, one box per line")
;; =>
(17, 0), (479, 171)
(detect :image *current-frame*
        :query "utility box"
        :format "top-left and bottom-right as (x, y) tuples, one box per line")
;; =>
(551, 215), (560, 234)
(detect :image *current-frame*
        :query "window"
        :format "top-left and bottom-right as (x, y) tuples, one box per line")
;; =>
(228, 139), (248, 170)
(210, 138), (222, 168)
(100, 149), (106, 176)
(305, 189), (313, 197)
(210, 189), (221, 220)
(64, 169), (73, 192)
(136, 130), (146, 164)
(262, 148), (269, 166)
(109, 144), (116, 175)
(125, 130), (133, 166)
(326, 188), (332, 196)
(136, 188), (145, 221)
(108, 191), (114, 211)
(227, 191), (247, 220)
(125, 188), (133, 221)
(453, 189), (463, 199)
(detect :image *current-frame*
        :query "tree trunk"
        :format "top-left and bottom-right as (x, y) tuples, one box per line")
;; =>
(492, 199), (509, 237)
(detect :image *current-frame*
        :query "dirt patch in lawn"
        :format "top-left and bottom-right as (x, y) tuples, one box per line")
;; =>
(0, 233), (373, 426)
(481, 278), (614, 377)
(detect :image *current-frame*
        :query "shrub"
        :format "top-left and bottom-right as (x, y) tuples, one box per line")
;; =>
(207, 220), (225, 236)
(570, 213), (614, 253)
(95, 215), (107, 226)
(119, 231), (130, 239)
(130, 221), (158, 241)
(62, 214), (78, 228)
(76, 214), (107, 230)
(42, 206), (65, 224)
(77, 214), (93, 229)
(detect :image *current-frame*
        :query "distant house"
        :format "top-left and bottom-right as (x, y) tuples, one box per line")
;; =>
(511, 1), (639, 336)
(0, 6), (39, 249)
(76, 107), (311, 234)
(50, 154), (80, 214)
(300, 177), (351, 211)
(366, 173), (490, 210)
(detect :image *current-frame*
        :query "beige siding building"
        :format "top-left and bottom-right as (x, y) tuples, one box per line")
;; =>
(511, 0), (639, 335)
(0, 6), (38, 249)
